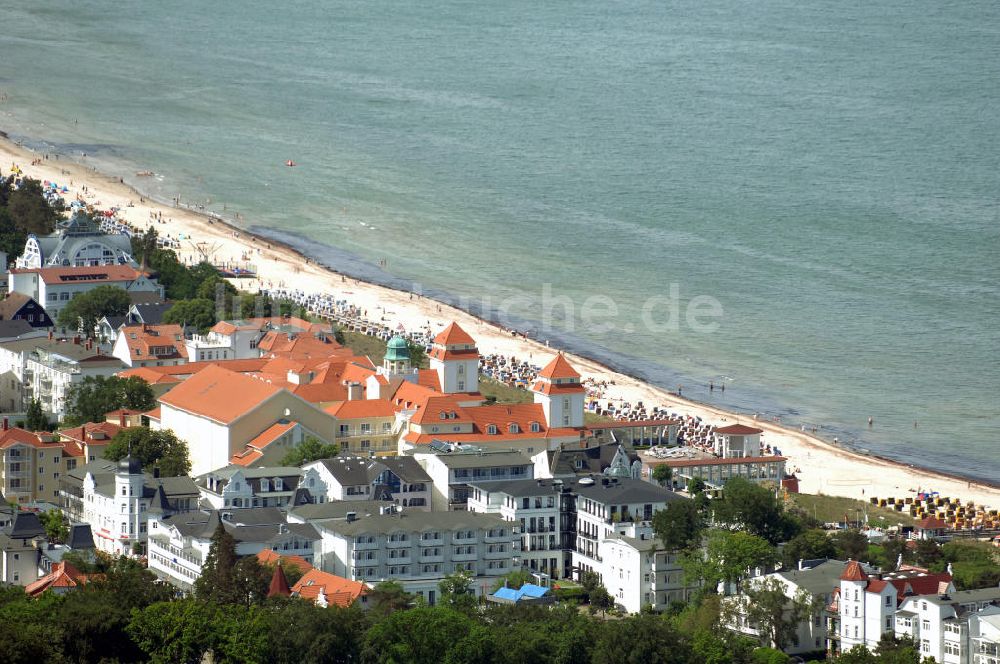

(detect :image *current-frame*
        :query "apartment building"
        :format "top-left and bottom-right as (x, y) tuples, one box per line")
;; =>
(311, 509), (518, 605)
(414, 450), (534, 511)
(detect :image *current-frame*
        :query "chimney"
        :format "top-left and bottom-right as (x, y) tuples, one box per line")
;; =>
(73, 335), (81, 345)
(346, 511), (357, 523)
(119, 412), (126, 428)
(85, 338), (92, 350)
(47, 330), (53, 340)
(2, 417), (7, 431)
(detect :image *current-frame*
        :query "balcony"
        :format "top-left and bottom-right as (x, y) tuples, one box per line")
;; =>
(453, 551), (478, 562)
(419, 554), (444, 564)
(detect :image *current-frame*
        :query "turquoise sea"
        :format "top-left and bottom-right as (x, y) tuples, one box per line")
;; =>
(2, 1), (998, 483)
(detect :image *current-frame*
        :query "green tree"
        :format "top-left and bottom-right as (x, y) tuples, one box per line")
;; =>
(63, 375), (156, 425)
(652, 464), (673, 486)
(195, 522), (240, 605)
(913, 539), (942, 567)
(128, 599), (219, 664)
(580, 570), (614, 615)
(683, 530), (778, 593)
(6, 178), (59, 235)
(490, 568), (536, 592)
(39, 508), (69, 543)
(687, 477), (707, 495)
(104, 427), (191, 477)
(733, 577), (816, 650)
(832, 529), (870, 562)
(781, 529), (837, 568)
(368, 580), (416, 617)
(361, 606), (480, 664)
(439, 570), (477, 611)
(56, 285), (131, 333)
(653, 499), (706, 551)
(196, 275), (238, 302)
(262, 600), (369, 664)
(407, 339), (427, 368)
(280, 436), (339, 467)
(712, 477), (798, 545)
(131, 226), (159, 270)
(24, 398), (50, 431)
(162, 298), (218, 332)
(591, 613), (690, 664)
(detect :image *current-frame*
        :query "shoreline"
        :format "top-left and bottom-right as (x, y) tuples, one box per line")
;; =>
(2, 131), (998, 511)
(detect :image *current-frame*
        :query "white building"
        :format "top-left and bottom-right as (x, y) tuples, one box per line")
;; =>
(63, 457), (199, 557)
(467, 477), (571, 579)
(147, 507), (320, 592)
(571, 475), (687, 582)
(529, 354), (586, 429)
(9, 265), (163, 323)
(304, 456), (431, 511)
(971, 609), (1000, 664)
(729, 560), (867, 655)
(601, 531), (696, 614)
(196, 465), (326, 509)
(184, 320), (263, 362)
(832, 561), (954, 655)
(157, 364), (338, 475)
(414, 450), (534, 511)
(427, 323), (480, 394)
(309, 509), (518, 605)
(15, 211), (135, 270)
(111, 324), (188, 368)
(895, 587), (1000, 664)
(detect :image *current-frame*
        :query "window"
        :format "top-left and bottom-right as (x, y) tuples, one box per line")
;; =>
(530, 421), (540, 433)
(486, 424), (497, 435)
(885, 595), (892, 606)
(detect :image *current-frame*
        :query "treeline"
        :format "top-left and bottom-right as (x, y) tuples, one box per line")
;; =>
(0, 175), (59, 259)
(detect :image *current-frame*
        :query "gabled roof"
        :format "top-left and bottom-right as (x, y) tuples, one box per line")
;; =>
(432, 322), (476, 347)
(159, 365), (283, 424)
(916, 516), (948, 530)
(118, 324), (187, 362)
(536, 354), (580, 380)
(58, 421), (122, 445)
(256, 549), (315, 574)
(716, 424), (763, 435)
(24, 561), (92, 596)
(13, 264), (150, 285)
(291, 569), (368, 607)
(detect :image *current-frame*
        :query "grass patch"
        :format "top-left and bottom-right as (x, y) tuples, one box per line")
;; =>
(585, 412), (616, 426)
(478, 377), (534, 404)
(343, 330), (388, 364)
(787, 493), (916, 527)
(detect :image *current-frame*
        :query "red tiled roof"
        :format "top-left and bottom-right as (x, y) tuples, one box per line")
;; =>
(841, 560), (869, 581)
(247, 421), (296, 450)
(291, 569), (367, 607)
(267, 564), (291, 598)
(428, 348), (480, 362)
(159, 365), (283, 424)
(916, 516), (948, 530)
(256, 549), (314, 574)
(433, 322), (476, 347)
(118, 324), (187, 362)
(57, 421), (122, 445)
(530, 381), (586, 395)
(13, 265), (151, 285)
(24, 561), (92, 596)
(716, 424), (764, 435)
(536, 354), (581, 380)
(325, 400), (396, 419)
(144, 406), (162, 421)
(888, 573), (953, 599)
(0, 427), (46, 449)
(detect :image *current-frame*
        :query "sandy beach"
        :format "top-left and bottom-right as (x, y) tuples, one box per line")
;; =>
(3, 134), (997, 512)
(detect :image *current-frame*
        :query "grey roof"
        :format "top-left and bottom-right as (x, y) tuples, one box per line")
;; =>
(776, 560), (867, 596)
(316, 458), (373, 486)
(572, 476), (685, 505)
(160, 508), (319, 543)
(313, 510), (509, 538)
(428, 451), (532, 469)
(66, 523), (95, 550)
(923, 587), (1000, 610)
(375, 457), (431, 483)
(289, 500), (394, 521)
(2, 336), (117, 361)
(130, 302), (173, 325)
(8, 512), (45, 539)
(209, 465), (304, 480)
(467, 478), (566, 498)
(549, 442), (638, 477)
(0, 319), (41, 339)
(606, 533), (662, 552)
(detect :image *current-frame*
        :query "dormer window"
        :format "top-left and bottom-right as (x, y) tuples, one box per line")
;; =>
(486, 424), (498, 435)
(439, 412), (447, 420)
(530, 422), (540, 433)
(508, 423), (519, 434)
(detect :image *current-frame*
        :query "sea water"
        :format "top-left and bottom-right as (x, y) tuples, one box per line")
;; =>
(1, 0), (998, 483)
